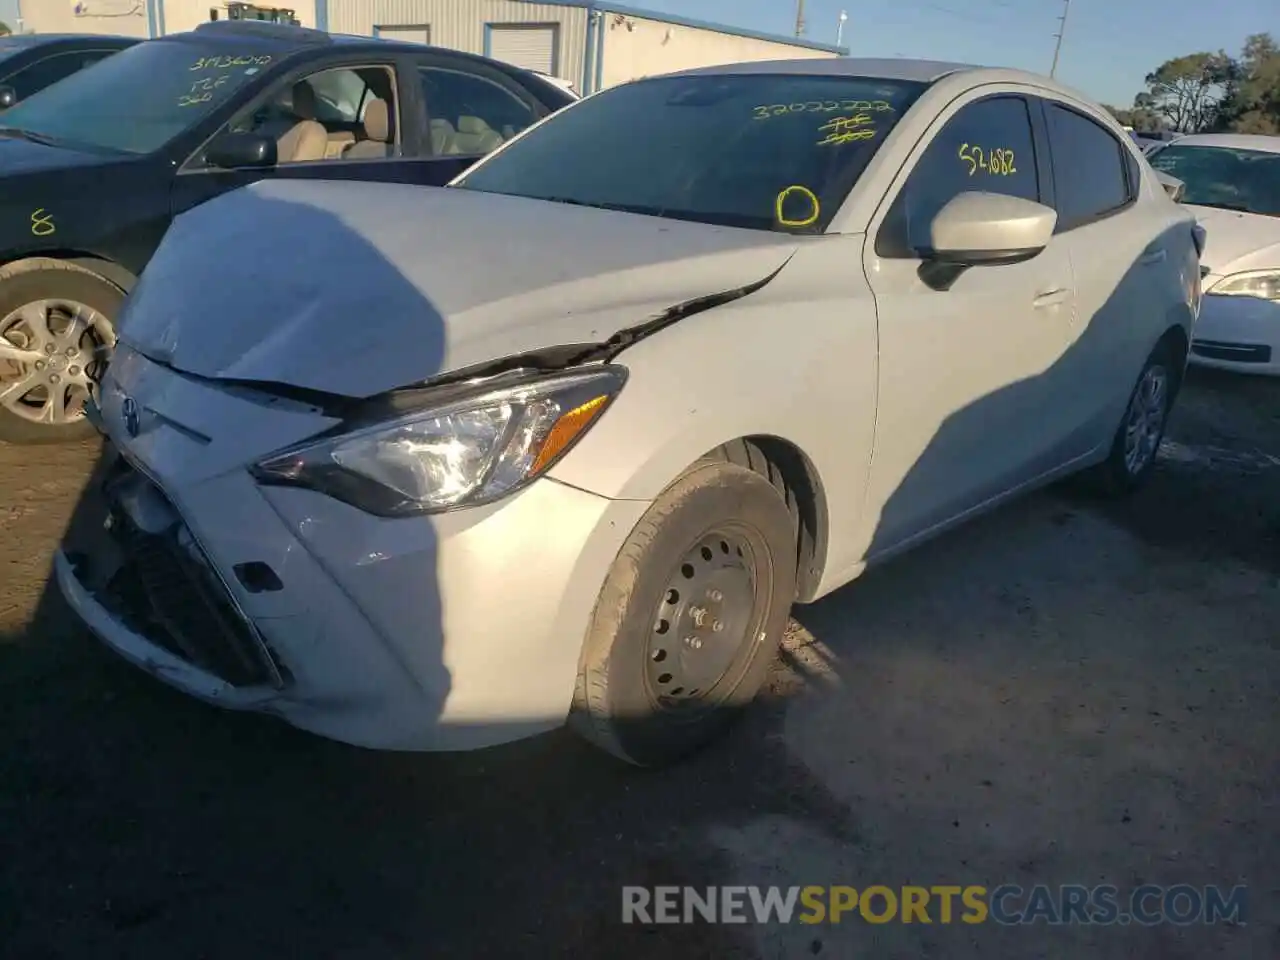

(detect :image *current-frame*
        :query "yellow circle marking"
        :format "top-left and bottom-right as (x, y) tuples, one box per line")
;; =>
(775, 185), (820, 228)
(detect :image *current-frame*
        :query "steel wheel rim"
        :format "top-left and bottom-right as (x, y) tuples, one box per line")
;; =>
(0, 298), (113, 425)
(645, 525), (765, 713)
(1122, 363), (1169, 476)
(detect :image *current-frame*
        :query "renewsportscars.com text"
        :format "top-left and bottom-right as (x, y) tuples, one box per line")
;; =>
(622, 884), (1247, 926)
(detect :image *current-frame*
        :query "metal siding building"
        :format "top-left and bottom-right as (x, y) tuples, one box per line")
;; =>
(17, 0), (845, 93)
(17, 1), (317, 38)
(326, 0), (845, 92)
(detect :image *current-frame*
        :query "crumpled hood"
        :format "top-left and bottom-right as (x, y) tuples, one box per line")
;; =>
(1186, 204), (1280, 277)
(119, 178), (800, 398)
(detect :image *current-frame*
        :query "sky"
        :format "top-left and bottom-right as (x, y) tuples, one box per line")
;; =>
(0, 0), (1272, 105)
(637, 0), (1274, 106)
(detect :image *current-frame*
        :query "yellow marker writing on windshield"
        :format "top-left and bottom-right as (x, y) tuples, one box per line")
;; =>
(753, 99), (893, 120)
(191, 54), (272, 71)
(775, 185), (820, 228)
(30, 208), (55, 237)
(817, 113), (876, 146)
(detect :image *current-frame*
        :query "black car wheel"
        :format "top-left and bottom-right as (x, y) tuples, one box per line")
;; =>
(1086, 340), (1179, 496)
(0, 260), (120, 445)
(571, 458), (797, 767)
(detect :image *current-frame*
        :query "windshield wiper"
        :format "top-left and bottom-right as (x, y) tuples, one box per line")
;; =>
(0, 125), (127, 154)
(0, 125), (79, 149)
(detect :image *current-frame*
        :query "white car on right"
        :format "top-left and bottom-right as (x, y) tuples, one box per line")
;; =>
(1147, 133), (1280, 375)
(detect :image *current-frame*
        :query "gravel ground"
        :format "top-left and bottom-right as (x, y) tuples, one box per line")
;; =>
(0, 367), (1276, 959)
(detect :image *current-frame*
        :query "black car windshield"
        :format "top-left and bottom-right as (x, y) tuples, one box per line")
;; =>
(1148, 144), (1280, 217)
(0, 38), (283, 155)
(452, 73), (927, 232)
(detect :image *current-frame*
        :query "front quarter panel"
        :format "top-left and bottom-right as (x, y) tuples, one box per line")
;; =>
(2, 160), (173, 278)
(546, 235), (879, 590)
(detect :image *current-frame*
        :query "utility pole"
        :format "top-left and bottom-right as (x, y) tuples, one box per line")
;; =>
(794, 0), (806, 38)
(1049, 0), (1071, 78)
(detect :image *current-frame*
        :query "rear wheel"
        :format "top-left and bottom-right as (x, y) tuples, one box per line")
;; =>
(1087, 342), (1177, 496)
(0, 261), (120, 445)
(570, 460), (797, 767)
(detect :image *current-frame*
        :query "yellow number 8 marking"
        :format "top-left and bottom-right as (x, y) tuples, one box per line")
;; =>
(31, 208), (55, 237)
(775, 185), (820, 228)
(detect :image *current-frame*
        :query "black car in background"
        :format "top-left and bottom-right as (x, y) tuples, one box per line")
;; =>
(0, 19), (576, 443)
(0, 33), (139, 110)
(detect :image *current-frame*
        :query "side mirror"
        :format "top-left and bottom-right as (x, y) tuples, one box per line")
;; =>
(928, 191), (1057, 266)
(1155, 171), (1186, 203)
(0, 85), (17, 110)
(204, 131), (277, 170)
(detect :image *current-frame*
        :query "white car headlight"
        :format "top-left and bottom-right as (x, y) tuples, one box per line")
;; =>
(251, 367), (626, 516)
(1209, 269), (1280, 302)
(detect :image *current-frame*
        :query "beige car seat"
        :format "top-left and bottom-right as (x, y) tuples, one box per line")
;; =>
(275, 81), (328, 164)
(429, 118), (457, 154)
(449, 115), (504, 155)
(343, 98), (392, 159)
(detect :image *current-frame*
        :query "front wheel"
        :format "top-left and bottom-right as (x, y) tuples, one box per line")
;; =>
(570, 459), (797, 767)
(0, 261), (121, 445)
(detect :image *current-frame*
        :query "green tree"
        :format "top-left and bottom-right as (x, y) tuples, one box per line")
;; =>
(0, 21), (11, 36)
(1219, 33), (1280, 133)
(1141, 51), (1235, 132)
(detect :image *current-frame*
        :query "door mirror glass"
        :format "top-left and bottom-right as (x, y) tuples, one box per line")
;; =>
(928, 191), (1057, 265)
(205, 131), (277, 169)
(0, 85), (16, 110)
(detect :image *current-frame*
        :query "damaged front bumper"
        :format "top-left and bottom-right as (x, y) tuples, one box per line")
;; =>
(56, 349), (650, 751)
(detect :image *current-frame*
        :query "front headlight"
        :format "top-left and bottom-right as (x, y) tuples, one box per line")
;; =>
(1209, 269), (1280, 302)
(251, 366), (626, 516)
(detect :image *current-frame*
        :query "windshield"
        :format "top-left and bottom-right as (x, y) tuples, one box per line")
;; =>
(452, 73), (926, 232)
(1147, 144), (1280, 217)
(0, 38), (283, 155)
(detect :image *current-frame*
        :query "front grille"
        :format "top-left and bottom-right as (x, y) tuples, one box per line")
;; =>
(98, 459), (283, 689)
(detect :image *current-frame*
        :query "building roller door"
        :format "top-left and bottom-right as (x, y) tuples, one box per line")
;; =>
(487, 24), (557, 75)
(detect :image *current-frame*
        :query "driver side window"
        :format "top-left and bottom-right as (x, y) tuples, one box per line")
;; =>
(225, 65), (399, 165)
(878, 96), (1040, 258)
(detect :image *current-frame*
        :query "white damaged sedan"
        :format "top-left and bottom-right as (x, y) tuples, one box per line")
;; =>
(58, 59), (1202, 766)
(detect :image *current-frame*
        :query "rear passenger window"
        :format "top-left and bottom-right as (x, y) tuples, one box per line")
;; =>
(878, 96), (1039, 258)
(1046, 104), (1132, 230)
(419, 67), (537, 157)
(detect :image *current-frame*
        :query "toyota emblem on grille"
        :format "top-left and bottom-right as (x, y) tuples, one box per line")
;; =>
(121, 396), (140, 438)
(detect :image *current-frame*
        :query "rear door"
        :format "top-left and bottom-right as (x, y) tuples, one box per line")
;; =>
(408, 52), (546, 180)
(1035, 97), (1180, 458)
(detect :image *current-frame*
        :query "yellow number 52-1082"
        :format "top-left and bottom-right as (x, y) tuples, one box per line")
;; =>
(957, 143), (1017, 177)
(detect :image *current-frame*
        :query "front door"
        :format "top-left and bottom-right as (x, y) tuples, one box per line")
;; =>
(858, 92), (1075, 557)
(170, 59), (433, 218)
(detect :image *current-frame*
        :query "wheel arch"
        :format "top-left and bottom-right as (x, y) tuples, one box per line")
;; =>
(702, 435), (830, 603)
(0, 252), (137, 294)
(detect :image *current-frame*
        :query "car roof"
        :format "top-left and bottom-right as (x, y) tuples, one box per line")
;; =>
(1161, 133), (1280, 154)
(667, 57), (982, 83)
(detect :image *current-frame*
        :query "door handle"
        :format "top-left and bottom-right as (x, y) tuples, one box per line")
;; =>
(1139, 247), (1167, 265)
(1033, 287), (1069, 309)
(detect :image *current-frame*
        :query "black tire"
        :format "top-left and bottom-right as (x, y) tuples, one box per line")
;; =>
(0, 260), (121, 445)
(570, 459), (797, 767)
(1085, 340), (1179, 497)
